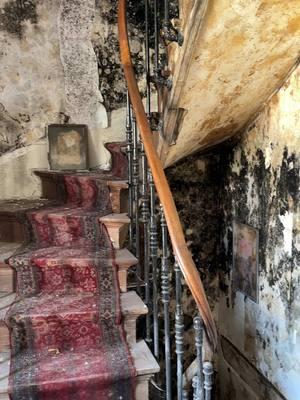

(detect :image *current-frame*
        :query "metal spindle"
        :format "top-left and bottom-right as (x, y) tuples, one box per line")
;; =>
(182, 390), (189, 400)
(175, 260), (184, 400)
(161, 207), (172, 400)
(149, 170), (159, 358)
(203, 362), (213, 400)
(194, 316), (204, 400)
(126, 93), (134, 251)
(140, 142), (150, 342)
(192, 376), (199, 400)
(132, 112), (141, 292)
(144, 0), (151, 117)
(153, 0), (159, 74)
(164, 0), (169, 23)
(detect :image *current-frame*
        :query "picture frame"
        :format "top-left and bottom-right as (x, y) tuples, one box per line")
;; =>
(232, 221), (259, 302)
(48, 124), (88, 170)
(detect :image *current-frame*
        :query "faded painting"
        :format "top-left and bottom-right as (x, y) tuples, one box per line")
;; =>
(48, 124), (88, 170)
(233, 222), (258, 302)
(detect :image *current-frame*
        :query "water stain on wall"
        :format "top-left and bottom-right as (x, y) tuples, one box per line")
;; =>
(0, 0), (37, 38)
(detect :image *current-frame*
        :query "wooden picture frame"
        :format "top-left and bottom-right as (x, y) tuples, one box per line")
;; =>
(232, 221), (259, 302)
(48, 124), (88, 170)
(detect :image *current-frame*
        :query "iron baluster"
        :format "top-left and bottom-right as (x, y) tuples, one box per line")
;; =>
(193, 376), (199, 400)
(182, 390), (189, 400)
(161, 207), (172, 400)
(175, 260), (184, 400)
(203, 362), (213, 400)
(144, 0), (151, 117)
(153, 0), (159, 74)
(194, 316), (204, 400)
(149, 170), (159, 358)
(140, 141), (150, 342)
(132, 112), (141, 293)
(126, 92), (134, 251)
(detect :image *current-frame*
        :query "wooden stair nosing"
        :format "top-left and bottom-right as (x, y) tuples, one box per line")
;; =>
(99, 213), (130, 224)
(0, 243), (22, 263)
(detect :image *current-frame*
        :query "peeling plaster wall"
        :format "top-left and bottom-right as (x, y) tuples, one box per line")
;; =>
(218, 67), (300, 400)
(0, 0), (146, 198)
(163, 0), (300, 167)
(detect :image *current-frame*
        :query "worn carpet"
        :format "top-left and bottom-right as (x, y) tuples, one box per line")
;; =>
(5, 172), (136, 399)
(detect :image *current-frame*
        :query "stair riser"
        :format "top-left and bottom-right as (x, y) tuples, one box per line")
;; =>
(2, 268), (128, 296)
(29, 210), (109, 248)
(9, 256), (132, 297)
(0, 219), (26, 243)
(35, 173), (128, 213)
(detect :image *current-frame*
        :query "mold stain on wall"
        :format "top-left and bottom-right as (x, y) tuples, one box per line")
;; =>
(165, 152), (222, 371)
(0, 0), (37, 38)
(0, 0), (149, 156)
(218, 66), (300, 400)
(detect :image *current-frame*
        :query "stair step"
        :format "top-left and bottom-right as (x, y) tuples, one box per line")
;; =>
(0, 291), (147, 353)
(0, 340), (158, 400)
(100, 213), (130, 249)
(0, 199), (56, 243)
(5, 246), (137, 294)
(28, 206), (110, 248)
(34, 169), (128, 213)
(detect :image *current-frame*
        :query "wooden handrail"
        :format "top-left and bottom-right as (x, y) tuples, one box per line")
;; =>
(118, 0), (217, 350)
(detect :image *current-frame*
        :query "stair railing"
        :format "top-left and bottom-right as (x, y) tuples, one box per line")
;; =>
(118, 0), (218, 398)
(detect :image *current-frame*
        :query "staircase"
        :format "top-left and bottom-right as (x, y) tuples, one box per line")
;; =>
(0, 1), (220, 399)
(0, 143), (159, 399)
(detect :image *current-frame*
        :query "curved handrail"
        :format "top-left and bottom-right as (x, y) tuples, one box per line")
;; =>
(118, 0), (217, 350)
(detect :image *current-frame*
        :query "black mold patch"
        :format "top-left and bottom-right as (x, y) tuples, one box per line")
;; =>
(94, 0), (179, 111)
(0, 105), (25, 154)
(0, 0), (37, 39)
(93, 0), (147, 111)
(166, 152), (222, 305)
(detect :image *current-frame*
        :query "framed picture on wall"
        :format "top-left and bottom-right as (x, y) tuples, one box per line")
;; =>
(48, 124), (88, 170)
(232, 221), (259, 302)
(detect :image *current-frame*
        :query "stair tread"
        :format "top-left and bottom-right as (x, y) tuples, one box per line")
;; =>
(0, 291), (146, 323)
(0, 199), (55, 216)
(0, 340), (159, 394)
(107, 180), (128, 188)
(0, 340), (158, 394)
(35, 169), (128, 182)
(0, 243), (22, 262)
(130, 340), (160, 376)
(121, 291), (148, 316)
(9, 246), (137, 270)
(28, 205), (109, 217)
(99, 212), (130, 223)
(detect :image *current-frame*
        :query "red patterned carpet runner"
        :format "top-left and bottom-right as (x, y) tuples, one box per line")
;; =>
(5, 172), (136, 399)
